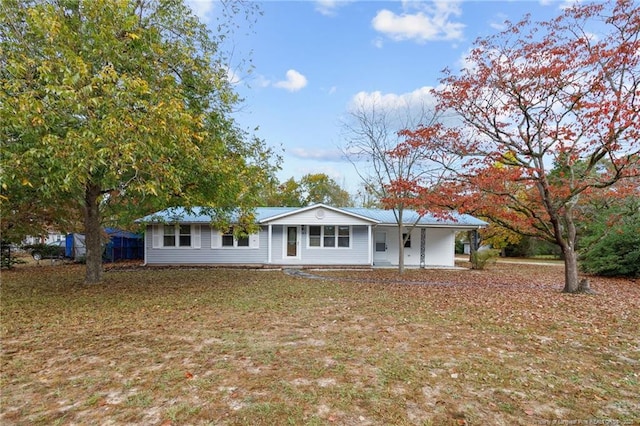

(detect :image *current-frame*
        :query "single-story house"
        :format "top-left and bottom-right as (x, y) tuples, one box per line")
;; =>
(137, 204), (487, 268)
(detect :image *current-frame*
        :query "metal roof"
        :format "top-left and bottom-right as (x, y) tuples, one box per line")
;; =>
(137, 205), (487, 228)
(342, 208), (487, 227)
(136, 207), (298, 223)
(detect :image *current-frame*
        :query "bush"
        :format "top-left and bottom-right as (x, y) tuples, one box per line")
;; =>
(471, 249), (499, 270)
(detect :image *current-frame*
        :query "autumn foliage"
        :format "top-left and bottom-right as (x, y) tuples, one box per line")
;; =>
(396, 0), (640, 293)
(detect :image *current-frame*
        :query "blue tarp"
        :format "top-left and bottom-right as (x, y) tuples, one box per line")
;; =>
(64, 229), (144, 262)
(104, 228), (144, 261)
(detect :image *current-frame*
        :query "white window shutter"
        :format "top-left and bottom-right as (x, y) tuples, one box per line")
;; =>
(211, 229), (222, 248)
(152, 225), (163, 248)
(192, 225), (201, 249)
(249, 233), (260, 248)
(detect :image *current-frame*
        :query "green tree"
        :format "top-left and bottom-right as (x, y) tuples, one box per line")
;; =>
(1, 0), (277, 283)
(262, 177), (304, 207)
(261, 174), (352, 207)
(299, 173), (352, 206)
(579, 195), (640, 277)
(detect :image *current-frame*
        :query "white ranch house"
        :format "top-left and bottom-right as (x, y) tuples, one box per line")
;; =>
(138, 204), (487, 268)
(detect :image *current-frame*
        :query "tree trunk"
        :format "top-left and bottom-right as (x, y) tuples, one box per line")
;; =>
(562, 246), (594, 294)
(562, 246), (580, 293)
(397, 209), (405, 274)
(468, 229), (478, 268)
(84, 184), (103, 284)
(398, 230), (405, 274)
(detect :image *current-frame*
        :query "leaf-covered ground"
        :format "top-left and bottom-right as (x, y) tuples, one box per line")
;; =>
(1, 262), (638, 425)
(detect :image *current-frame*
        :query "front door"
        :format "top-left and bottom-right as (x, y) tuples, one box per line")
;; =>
(374, 231), (387, 264)
(286, 226), (298, 257)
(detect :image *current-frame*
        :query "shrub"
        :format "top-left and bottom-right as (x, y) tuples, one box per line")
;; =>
(471, 249), (499, 270)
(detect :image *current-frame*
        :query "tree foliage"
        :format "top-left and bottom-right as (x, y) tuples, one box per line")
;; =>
(579, 194), (640, 277)
(261, 173), (352, 207)
(0, 0), (278, 283)
(299, 173), (352, 206)
(399, 0), (640, 292)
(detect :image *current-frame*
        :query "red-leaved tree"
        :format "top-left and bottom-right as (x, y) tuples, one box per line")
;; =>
(398, 0), (640, 293)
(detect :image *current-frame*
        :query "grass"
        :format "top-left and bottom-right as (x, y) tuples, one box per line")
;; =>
(1, 261), (639, 425)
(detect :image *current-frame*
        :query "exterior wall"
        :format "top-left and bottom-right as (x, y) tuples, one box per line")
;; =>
(268, 206), (371, 226)
(144, 222), (457, 268)
(145, 224), (370, 266)
(373, 226), (456, 267)
(145, 225), (268, 265)
(376, 225), (422, 267)
(268, 225), (370, 265)
(424, 228), (456, 267)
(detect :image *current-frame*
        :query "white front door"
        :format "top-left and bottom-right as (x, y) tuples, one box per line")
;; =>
(374, 231), (388, 264)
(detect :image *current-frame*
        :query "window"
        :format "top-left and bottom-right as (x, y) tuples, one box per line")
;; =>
(179, 225), (191, 247)
(308, 225), (350, 248)
(309, 226), (321, 247)
(338, 226), (350, 247)
(163, 225), (191, 247)
(164, 225), (176, 246)
(403, 233), (411, 248)
(222, 227), (250, 247)
(324, 226), (336, 247)
(237, 235), (249, 247)
(222, 229), (234, 247)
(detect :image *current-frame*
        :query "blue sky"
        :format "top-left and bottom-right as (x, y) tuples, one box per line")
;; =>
(188, 0), (574, 193)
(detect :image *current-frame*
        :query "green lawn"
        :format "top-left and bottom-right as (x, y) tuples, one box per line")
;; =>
(1, 263), (638, 425)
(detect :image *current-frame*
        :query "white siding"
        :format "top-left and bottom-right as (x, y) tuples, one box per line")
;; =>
(379, 226), (421, 267)
(424, 228), (456, 267)
(259, 225), (371, 266)
(267, 206), (373, 226)
(145, 225), (268, 265)
(374, 226), (456, 267)
(144, 221), (457, 268)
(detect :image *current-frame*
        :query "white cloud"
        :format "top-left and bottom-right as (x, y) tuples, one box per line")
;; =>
(185, 0), (215, 21)
(455, 47), (477, 73)
(347, 87), (440, 131)
(255, 75), (272, 88)
(539, 0), (585, 10)
(490, 13), (509, 31)
(274, 69), (308, 92)
(349, 86), (437, 113)
(314, 0), (352, 16)
(224, 66), (241, 85)
(289, 148), (345, 162)
(372, 1), (465, 43)
(559, 0), (584, 10)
